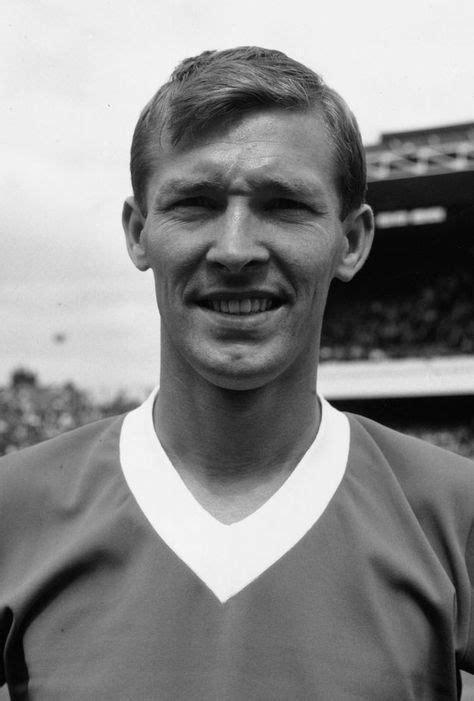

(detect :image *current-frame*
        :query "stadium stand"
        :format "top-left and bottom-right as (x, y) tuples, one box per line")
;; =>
(322, 122), (474, 363)
(320, 121), (474, 463)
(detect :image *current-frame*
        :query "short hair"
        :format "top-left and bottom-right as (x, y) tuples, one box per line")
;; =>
(130, 46), (366, 220)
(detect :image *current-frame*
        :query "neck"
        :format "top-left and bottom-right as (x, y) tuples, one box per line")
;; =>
(154, 354), (320, 486)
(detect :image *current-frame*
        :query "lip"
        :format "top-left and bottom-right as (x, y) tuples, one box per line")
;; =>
(194, 298), (287, 330)
(196, 289), (286, 303)
(193, 290), (285, 318)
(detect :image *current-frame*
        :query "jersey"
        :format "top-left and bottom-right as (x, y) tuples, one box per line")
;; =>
(1, 395), (474, 700)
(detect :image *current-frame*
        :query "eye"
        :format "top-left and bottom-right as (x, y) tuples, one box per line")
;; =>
(156, 195), (222, 220)
(266, 198), (311, 212)
(171, 196), (219, 210)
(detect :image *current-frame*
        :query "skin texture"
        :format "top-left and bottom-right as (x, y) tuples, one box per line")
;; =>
(123, 108), (374, 523)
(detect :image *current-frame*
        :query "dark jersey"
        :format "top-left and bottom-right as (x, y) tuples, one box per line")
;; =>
(1, 401), (473, 699)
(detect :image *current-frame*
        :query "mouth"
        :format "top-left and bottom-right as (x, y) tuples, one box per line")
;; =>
(197, 295), (285, 316)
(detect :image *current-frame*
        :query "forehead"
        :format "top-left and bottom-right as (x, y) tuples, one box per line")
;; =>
(146, 109), (339, 204)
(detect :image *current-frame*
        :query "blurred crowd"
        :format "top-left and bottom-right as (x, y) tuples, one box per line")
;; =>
(405, 424), (474, 459)
(321, 270), (473, 361)
(0, 369), (472, 459)
(0, 369), (138, 456)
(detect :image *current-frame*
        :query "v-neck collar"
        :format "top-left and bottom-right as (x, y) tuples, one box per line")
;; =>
(119, 387), (350, 603)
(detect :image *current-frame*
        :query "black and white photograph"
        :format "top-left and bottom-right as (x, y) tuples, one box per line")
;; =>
(1, 1), (473, 698)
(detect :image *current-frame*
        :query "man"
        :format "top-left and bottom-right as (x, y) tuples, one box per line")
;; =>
(1, 46), (473, 699)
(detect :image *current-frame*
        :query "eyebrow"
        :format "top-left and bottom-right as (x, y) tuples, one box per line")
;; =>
(157, 177), (226, 197)
(248, 175), (325, 201)
(156, 174), (326, 202)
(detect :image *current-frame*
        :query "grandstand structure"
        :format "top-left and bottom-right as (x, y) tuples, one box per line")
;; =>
(365, 122), (474, 183)
(319, 122), (474, 436)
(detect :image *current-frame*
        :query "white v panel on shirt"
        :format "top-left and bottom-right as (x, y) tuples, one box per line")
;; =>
(119, 388), (350, 603)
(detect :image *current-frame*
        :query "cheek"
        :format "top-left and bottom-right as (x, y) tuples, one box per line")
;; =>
(144, 222), (209, 277)
(143, 237), (184, 296)
(289, 253), (336, 301)
(278, 227), (341, 277)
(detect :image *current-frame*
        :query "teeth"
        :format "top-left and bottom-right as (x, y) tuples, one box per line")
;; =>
(207, 298), (276, 315)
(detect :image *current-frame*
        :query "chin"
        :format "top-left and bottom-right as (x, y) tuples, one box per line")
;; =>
(203, 373), (273, 392)
(193, 351), (295, 392)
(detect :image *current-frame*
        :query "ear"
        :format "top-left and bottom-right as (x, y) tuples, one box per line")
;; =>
(334, 204), (374, 282)
(122, 196), (149, 271)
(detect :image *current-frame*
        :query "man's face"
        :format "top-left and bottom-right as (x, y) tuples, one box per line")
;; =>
(124, 108), (372, 390)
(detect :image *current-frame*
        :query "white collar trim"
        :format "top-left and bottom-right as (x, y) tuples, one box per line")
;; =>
(119, 388), (350, 603)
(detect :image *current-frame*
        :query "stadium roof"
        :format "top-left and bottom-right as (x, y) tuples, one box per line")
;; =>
(366, 122), (474, 182)
(364, 123), (474, 217)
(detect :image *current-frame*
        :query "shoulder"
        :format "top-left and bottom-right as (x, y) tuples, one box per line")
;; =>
(0, 413), (124, 471)
(347, 411), (474, 477)
(0, 414), (125, 521)
(344, 413), (474, 672)
(346, 411), (474, 535)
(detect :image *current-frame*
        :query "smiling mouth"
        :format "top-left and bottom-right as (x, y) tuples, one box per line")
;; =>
(199, 298), (283, 315)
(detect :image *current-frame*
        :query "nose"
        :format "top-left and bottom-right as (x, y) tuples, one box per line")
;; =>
(206, 202), (270, 273)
